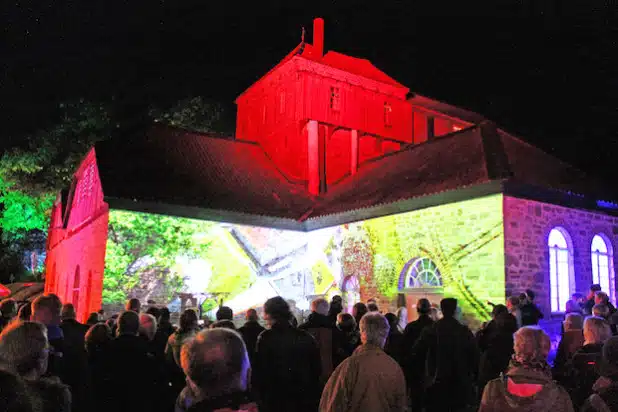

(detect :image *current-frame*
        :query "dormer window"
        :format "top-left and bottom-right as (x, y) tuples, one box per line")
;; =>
(330, 86), (341, 111)
(384, 102), (392, 127)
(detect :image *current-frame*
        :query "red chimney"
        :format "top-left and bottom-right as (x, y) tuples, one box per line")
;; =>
(313, 18), (324, 58)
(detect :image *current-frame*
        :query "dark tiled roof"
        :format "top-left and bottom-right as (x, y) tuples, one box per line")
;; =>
(408, 94), (486, 124)
(95, 123), (613, 230)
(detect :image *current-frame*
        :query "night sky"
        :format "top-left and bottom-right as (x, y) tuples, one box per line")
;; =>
(3, 2), (617, 181)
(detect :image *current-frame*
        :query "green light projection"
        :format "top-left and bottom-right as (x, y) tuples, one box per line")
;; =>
(104, 194), (505, 325)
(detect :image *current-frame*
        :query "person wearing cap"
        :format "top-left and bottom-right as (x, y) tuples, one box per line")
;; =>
(581, 335), (618, 411)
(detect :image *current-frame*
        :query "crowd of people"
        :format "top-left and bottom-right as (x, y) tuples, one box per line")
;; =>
(0, 284), (618, 411)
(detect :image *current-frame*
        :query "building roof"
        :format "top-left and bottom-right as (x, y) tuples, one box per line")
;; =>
(94, 122), (615, 231)
(237, 42), (407, 101)
(408, 94), (486, 125)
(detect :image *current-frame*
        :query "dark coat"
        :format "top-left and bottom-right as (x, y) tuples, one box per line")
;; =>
(108, 334), (158, 412)
(553, 329), (585, 375)
(410, 316), (480, 410)
(253, 321), (321, 412)
(402, 314), (434, 383)
(299, 312), (344, 381)
(581, 377), (618, 412)
(384, 329), (404, 366)
(558, 343), (603, 410)
(239, 320), (265, 363)
(520, 302), (544, 326)
(47, 323), (90, 412)
(476, 320), (516, 392)
(28, 377), (72, 412)
(176, 388), (258, 412)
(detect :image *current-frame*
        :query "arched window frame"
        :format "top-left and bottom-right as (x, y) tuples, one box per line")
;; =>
(591, 234), (615, 301)
(548, 227), (575, 313)
(399, 257), (443, 291)
(72, 266), (81, 315)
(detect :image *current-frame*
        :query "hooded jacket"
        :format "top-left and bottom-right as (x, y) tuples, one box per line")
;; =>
(479, 366), (574, 412)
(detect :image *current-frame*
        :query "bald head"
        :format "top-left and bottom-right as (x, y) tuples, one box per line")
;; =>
(181, 328), (250, 397)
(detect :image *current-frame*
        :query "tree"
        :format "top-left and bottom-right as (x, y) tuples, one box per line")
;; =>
(103, 210), (214, 304)
(150, 96), (228, 134)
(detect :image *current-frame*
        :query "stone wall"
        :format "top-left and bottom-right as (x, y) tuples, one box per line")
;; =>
(359, 194), (506, 329)
(503, 196), (618, 316)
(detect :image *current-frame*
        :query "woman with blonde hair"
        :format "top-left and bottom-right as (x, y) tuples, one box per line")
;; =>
(479, 327), (573, 412)
(0, 321), (71, 412)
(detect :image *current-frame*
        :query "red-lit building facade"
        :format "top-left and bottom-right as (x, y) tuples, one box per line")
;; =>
(45, 19), (617, 324)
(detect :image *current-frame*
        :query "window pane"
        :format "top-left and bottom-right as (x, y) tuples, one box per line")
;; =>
(549, 229), (568, 248)
(592, 235), (608, 253)
(592, 251), (600, 285)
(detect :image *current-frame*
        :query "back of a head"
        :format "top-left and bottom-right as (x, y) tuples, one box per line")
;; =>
(117, 311), (140, 336)
(596, 291), (610, 304)
(591, 284), (602, 293)
(86, 313), (99, 325)
(181, 328), (249, 395)
(216, 306), (234, 321)
(0, 368), (38, 412)
(0, 299), (17, 319)
(311, 298), (329, 316)
(331, 295), (343, 304)
(336, 313), (356, 333)
(159, 307), (171, 322)
(384, 313), (398, 329)
(491, 304), (509, 319)
(180, 309), (198, 332)
(440, 298), (458, 318)
(146, 307), (161, 319)
(525, 289), (536, 302)
(0, 321), (48, 376)
(593, 304), (610, 318)
(564, 313), (584, 331)
(584, 316), (612, 345)
(602, 336), (618, 378)
(61, 303), (76, 320)
(367, 303), (379, 313)
(507, 296), (520, 308)
(263, 297), (291, 324)
(417, 298), (431, 315)
(32, 294), (62, 325)
(85, 323), (112, 351)
(17, 304), (32, 322)
(139, 313), (158, 340)
(565, 300), (581, 314)
(245, 308), (258, 322)
(126, 298), (141, 313)
(359, 312), (390, 348)
(353, 303), (368, 321)
(513, 327), (550, 364)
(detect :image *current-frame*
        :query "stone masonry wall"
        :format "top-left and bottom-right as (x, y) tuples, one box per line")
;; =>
(504, 196), (618, 316)
(358, 194), (506, 329)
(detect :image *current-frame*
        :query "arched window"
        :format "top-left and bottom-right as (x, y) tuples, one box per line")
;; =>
(72, 266), (81, 315)
(592, 234), (614, 300)
(548, 228), (572, 312)
(400, 257), (443, 289)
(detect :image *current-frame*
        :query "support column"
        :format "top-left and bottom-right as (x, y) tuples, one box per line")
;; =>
(351, 129), (359, 176)
(307, 120), (319, 195)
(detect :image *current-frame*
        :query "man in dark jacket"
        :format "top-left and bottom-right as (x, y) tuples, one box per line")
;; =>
(108, 310), (158, 412)
(410, 298), (479, 412)
(253, 297), (321, 412)
(402, 298), (434, 411)
(238, 308), (264, 363)
(584, 284), (602, 316)
(581, 336), (618, 412)
(299, 298), (344, 382)
(60, 303), (89, 350)
(520, 289), (544, 326)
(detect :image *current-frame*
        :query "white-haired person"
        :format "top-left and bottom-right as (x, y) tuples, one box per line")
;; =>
(479, 327), (573, 412)
(175, 328), (257, 412)
(560, 317), (612, 409)
(0, 321), (71, 412)
(299, 298), (343, 382)
(320, 312), (406, 412)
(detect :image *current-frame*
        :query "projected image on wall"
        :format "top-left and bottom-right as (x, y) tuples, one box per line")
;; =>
(103, 195), (505, 325)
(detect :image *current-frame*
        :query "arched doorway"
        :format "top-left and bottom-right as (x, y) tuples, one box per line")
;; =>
(342, 275), (360, 314)
(399, 257), (444, 322)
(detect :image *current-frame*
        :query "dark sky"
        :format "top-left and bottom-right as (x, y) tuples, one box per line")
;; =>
(3, 1), (617, 180)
